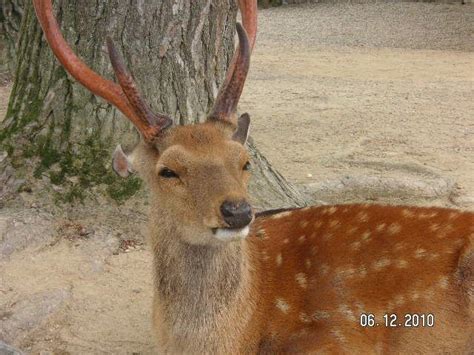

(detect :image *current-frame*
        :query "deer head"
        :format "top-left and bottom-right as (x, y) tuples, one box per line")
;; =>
(33, 0), (258, 245)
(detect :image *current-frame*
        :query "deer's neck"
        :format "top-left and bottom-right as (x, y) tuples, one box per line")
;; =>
(151, 222), (256, 352)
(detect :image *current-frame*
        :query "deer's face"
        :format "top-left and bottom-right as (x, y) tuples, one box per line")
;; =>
(114, 120), (254, 245)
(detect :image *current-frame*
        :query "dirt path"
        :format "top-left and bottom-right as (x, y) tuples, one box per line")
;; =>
(1, 2), (473, 354)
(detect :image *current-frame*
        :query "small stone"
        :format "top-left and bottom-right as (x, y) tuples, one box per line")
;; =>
(78, 227), (93, 237)
(51, 185), (64, 192)
(0, 151), (8, 162)
(66, 176), (80, 185)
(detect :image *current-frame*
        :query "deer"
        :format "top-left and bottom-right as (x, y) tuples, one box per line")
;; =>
(33, 0), (473, 353)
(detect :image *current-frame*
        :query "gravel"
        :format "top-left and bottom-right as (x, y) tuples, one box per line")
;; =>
(258, 2), (474, 51)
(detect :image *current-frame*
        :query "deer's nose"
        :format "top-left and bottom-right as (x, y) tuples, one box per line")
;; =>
(220, 200), (253, 229)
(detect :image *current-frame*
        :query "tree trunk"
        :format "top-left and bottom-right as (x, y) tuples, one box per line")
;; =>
(0, 0), (24, 75)
(0, 0), (307, 209)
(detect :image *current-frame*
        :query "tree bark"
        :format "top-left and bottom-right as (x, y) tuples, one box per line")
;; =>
(0, 0), (24, 75)
(0, 0), (307, 209)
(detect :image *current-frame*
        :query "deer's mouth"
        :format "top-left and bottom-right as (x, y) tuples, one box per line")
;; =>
(212, 226), (250, 242)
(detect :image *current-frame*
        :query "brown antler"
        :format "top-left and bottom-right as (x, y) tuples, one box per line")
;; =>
(32, 0), (172, 142)
(208, 0), (258, 124)
(106, 38), (172, 130)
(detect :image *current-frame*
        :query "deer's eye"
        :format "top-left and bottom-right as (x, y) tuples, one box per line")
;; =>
(243, 161), (251, 171)
(159, 167), (179, 178)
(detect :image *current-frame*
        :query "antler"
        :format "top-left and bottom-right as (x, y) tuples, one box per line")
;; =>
(208, 0), (258, 124)
(32, 0), (172, 142)
(106, 38), (172, 131)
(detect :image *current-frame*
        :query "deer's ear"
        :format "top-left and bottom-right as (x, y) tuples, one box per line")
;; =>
(232, 113), (251, 145)
(112, 144), (135, 178)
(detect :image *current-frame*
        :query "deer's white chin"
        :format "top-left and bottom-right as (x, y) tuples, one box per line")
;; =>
(214, 226), (250, 242)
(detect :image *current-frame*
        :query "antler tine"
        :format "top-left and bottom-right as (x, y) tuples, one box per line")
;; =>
(106, 38), (173, 131)
(238, 0), (258, 51)
(208, 24), (250, 122)
(32, 0), (169, 142)
(208, 0), (257, 124)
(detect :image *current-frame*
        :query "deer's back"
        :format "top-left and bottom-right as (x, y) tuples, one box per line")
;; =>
(248, 204), (474, 353)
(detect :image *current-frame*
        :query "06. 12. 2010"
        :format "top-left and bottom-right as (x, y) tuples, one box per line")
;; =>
(360, 313), (435, 328)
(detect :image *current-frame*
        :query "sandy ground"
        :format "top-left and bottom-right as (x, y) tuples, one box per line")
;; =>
(1, 2), (473, 354)
(242, 2), (474, 207)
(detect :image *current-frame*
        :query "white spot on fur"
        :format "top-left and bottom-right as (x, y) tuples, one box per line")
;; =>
(339, 267), (356, 279)
(418, 211), (438, 219)
(357, 211), (369, 222)
(396, 259), (408, 269)
(373, 258), (391, 271)
(298, 235), (306, 243)
(296, 273), (308, 289)
(361, 231), (371, 242)
(331, 329), (347, 344)
(411, 291), (420, 301)
(328, 206), (338, 215)
(448, 212), (459, 220)
(276, 253), (283, 266)
(428, 253), (440, 261)
(357, 266), (367, 278)
(438, 276), (449, 289)
(329, 219), (340, 229)
(414, 248), (427, 259)
(305, 259), (312, 269)
(320, 264), (330, 276)
(394, 295), (405, 306)
(338, 304), (356, 321)
(283, 238), (290, 244)
(299, 312), (312, 323)
(275, 298), (290, 314)
(351, 241), (361, 251)
(402, 209), (415, 218)
(312, 310), (330, 320)
(271, 211), (293, 219)
(387, 223), (401, 235)
(376, 223), (386, 232)
(394, 242), (406, 251)
(437, 224), (455, 238)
